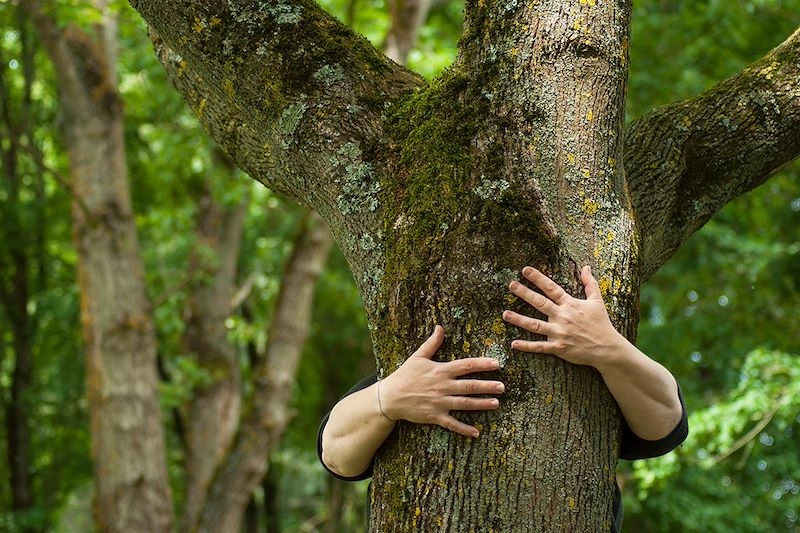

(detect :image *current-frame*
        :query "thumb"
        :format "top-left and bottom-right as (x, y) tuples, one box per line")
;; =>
(581, 266), (603, 300)
(412, 325), (444, 359)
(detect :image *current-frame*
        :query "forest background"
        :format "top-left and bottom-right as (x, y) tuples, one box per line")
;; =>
(0, 0), (799, 531)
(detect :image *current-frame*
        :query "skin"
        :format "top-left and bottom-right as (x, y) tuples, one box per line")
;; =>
(321, 265), (683, 478)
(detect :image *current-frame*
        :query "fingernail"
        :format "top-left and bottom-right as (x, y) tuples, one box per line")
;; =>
(492, 359), (500, 369)
(502, 310), (510, 320)
(498, 383), (505, 393)
(509, 281), (519, 290)
(491, 399), (500, 407)
(522, 266), (533, 276)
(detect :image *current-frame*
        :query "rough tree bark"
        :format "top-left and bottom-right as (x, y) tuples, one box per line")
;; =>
(129, 0), (800, 530)
(24, 2), (174, 531)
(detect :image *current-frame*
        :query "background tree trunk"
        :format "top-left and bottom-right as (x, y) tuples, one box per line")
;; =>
(192, 210), (333, 532)
(0, 8), (41, 526)
(180, 175), (248, 531)
(25, 2), (174, 531)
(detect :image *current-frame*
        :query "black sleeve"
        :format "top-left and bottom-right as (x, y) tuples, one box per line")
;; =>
(619, 382), (689, 461)
(317, 373), (379, 481)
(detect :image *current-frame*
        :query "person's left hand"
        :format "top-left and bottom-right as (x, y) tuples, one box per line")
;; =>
(501, 265), (625, 369)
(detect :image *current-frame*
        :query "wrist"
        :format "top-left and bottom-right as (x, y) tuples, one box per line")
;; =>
(594, 330), (635, 374)
(376, 378), (399, 423)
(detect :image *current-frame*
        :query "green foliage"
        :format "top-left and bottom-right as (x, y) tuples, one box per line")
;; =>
(624, 1), (800, 531)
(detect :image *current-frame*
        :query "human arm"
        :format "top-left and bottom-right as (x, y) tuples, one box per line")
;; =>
(502, 266), (684, 441)
(320, 326), (505, 478)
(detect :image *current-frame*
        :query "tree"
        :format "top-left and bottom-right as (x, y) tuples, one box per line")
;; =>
(136, 0), (800, 529)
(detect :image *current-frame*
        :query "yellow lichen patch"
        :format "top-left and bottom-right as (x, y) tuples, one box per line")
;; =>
(483, 338), (495, 346)
(587, 109), (594, 121)
(209, 15), (222, 27)
(681, 115), (692, 128)
(620, 37), (629, 64)
(466, 323), (473, 334)
(505, 293), (517, 304)
(193, 17), (205, 33)
(583, 198), (599, 215)
(178, 35), (189, 46)
(463, 340), (471, 352)
(567, 153), (576, 163)
(582, 168), (591, 178)
(759, 60), (779, 80)
(568, 497), (576, 510)
(545, 393), (553, 404)
(448, 461), (454, 470)
(478, 0), (486, 7)
(491, 318), (506, 335)
(509, 47), (519, 57)
(608, 156), (616, 168)
(606, 230), (615, 242)
(598, 277), (611, 295)
(222, 79), (235, 98)
(197, 98), (207, 118)
(415, 508), (421, 517)
(474, 423), (484, 431)
(579, 0), (596, 5)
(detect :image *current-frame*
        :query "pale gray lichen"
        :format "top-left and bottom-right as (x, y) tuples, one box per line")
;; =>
(359, 233), (377, 252)
(333, 142), (381, 215)
(486, 343), (509, 368)
(347, 103), (364, 114)
(267, 2), (303, 24)
(427, 427), (450, 454)
(278, 100), (307, 146)
(313, 64), (345, 87)
(452, 306), (465, 320)
(475, 176), (510, 201)
(492, 268), (518, 286)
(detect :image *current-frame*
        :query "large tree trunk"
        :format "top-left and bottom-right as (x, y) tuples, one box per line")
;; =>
(129, 0), (800, 530)
(25, 2), (174, 531)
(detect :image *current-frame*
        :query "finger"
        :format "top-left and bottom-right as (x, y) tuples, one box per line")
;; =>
(508, 280), (559, 317)
(510, 340), (561, 354)
(445, 396), (501, 411)
(502, 310), (553, 337)
(449, 379), (505, 396)
(445, 357), (501, 376)
(522, 266), (570, 304)
(437, 415), (481, 438)
(412, 325), (444, 360)
(581, 265), (603, 300)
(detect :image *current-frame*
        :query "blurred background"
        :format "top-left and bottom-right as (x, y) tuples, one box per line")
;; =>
(0, 0), (798, 531)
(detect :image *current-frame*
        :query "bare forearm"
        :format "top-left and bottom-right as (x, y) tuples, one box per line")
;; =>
(321, 383), (396, 478)
(596, 333), (683, 440)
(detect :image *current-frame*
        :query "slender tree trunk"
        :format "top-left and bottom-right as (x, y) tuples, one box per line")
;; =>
(0, 9), (43, 528)
(25, 2), (174, 531)
(383, 0), (433, 65)
(191, 211), (333, 532)
(181, 178), (248, 530)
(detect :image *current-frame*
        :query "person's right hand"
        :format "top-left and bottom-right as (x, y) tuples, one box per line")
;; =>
(379, 325), (505, 438)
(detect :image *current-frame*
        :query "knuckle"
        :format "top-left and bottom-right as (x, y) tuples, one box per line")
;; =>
(465, 380), (477, 394)
(528, 318), (540, 332)
(458, 397), (470, 410)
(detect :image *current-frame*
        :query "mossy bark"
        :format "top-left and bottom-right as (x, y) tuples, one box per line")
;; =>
(129, 0), (800, 530)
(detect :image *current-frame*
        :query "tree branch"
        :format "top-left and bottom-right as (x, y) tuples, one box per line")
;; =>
(625, 27), (800, 281)
(131, 0), (422, 227)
